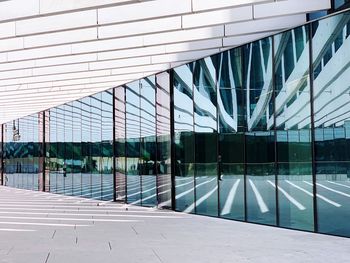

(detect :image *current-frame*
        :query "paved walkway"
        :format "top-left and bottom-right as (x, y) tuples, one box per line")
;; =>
(0, 186), (349, 263)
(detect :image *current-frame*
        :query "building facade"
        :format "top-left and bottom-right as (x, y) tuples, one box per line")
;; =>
(1, 6), (350, 238)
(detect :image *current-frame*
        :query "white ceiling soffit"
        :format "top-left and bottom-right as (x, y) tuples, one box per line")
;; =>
(0, 0), (330, 124)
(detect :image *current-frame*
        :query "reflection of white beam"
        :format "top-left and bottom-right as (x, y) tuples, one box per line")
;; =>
(276, 26), (350, 129)
(267, 180), (306, 210)
(247, 40), (273, 131)
(248, 179), (269, 213)
(221, 179), (240, 215)
(184, 185), (218, 213)
(217, 52), (238, 132)
(274, 31), (309, 128)
(321, 98), (350, 127)
(286, 180), (341, 207)
(302, 41), (350, 128)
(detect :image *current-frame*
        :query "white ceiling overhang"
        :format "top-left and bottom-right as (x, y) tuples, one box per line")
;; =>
(0, 0), (330, 123)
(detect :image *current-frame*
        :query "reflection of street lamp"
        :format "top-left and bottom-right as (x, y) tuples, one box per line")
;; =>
(12, 120), (21, 141)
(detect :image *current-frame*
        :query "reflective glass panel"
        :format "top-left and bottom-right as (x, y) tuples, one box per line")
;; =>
(115, 86), (126, 201)
(140, 76), (157, 207)
(81, 97), (92, 198)
(174, 64), (195, 212)
(313, 12), (350, 237)
(126, 81), (141, 205)
(72, 100), (82, 196)
(101, 90), (114, 201)
(244, 37), (276, 225)
(193, 57), (218, 216)
(91, 94), (102, 200)
(156, 72), (172, 208)
(216, 49), (245, 221)
(275, 25), (314, 231)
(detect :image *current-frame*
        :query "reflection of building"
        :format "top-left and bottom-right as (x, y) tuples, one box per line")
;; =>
(2, 1), (350, 238)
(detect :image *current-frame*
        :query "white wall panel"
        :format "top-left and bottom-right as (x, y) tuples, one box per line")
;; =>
(98, 16), (181, 39)
(0, 53), (7, 63)
(35, 54), (98, 68)
(165, 39), (222, 53)
(0, 22), (16, 39)
(182, 6), (252, 28)
(144, 26), (225, 45)
(98, 0), (191, 24)
(39, 0), (147, 14)
(7, 45), (72, 62)
(192, 0), (271, 12)
(89, 56), (151, 70)
(110, 63), (170, 75)
(23, 28), (98, 49)
(0, 68), (33, 80)
(225, 14), (306, 36)
(0, 54), (97, 72)
(223, 31), (278, 47)
(71, 35), (143, 54)
(32, 63), (90, 76)
(0, 37), (23, 52)
(152, 49), (220, 64)
(97, 46), (166, 61)
(16, 10), (97, 35)
(254, 0), (331, 19)
(0, 0), (39, 21)
(0, 60), (35, 72)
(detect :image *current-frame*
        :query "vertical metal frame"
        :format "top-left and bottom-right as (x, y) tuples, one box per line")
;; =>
(215, 55), (221, 218)
(0, 124), (3, 186)
(154, 77), (159, 207)
(169, 69), (176, 211)
(192, 63), (197, 214)
(242, 46), (248, 222)
(123, 86), (127, 204)
(138, 80), (143, 206)
(308, 22), (319, 233)
(112, 88), (117, 202)
(272, 35), (280, 227)
(155, 76), (159, 206)
(42, 111), (46, 192)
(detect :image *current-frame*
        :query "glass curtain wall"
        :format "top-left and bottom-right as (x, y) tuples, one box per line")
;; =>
(173, 64), (195, 212)
(2, 8), (350, 238)
(140, 77), (157, 207)
(54, 106), (64, 194)
(126, 81), (142, 205)
(156, 72), (172, 208)
(3, 114), (41, 190)
(312, 12), (350, 236)
(193, 57), (218, 216)
(72, 100), (82, 196)
(244, 37), (276, 226)
(274, 25), (314, 231)
(101, 90), (114, 201)
(64, 103), (74, 196)
(81, 97), (92, 198)
(115, 86), (126, 201)
(44, 93), (113, 200)
(48, 108), (58, 193)
(91, 94), (102, 199)
(217, 48), (245, 221)
(44, 111), (50, 191)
